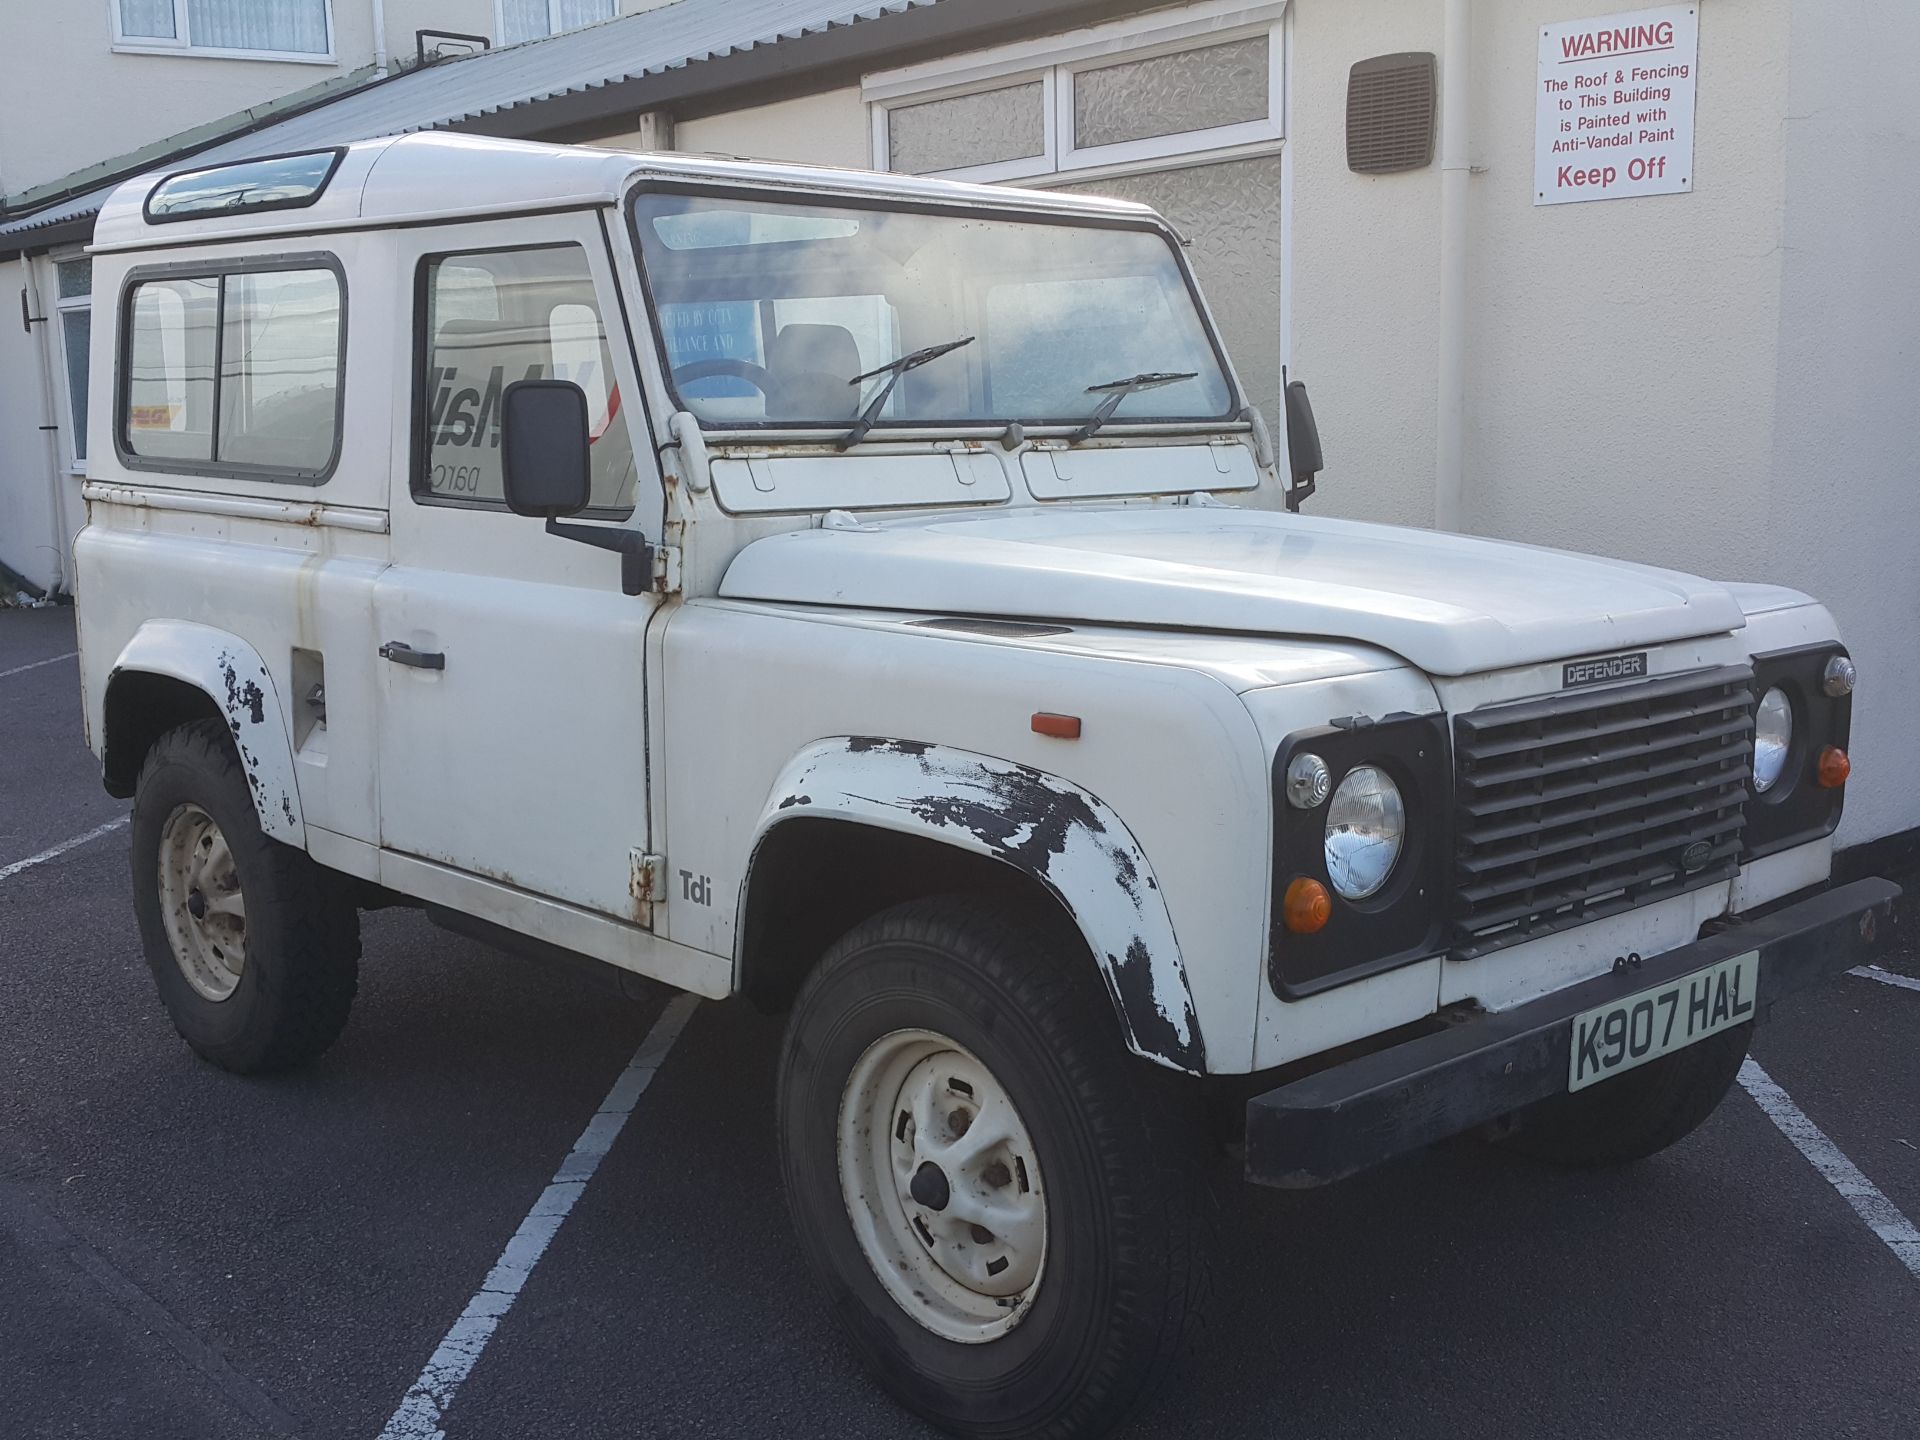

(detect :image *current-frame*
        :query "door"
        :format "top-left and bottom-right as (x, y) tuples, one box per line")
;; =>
(373, 213), (662, 922)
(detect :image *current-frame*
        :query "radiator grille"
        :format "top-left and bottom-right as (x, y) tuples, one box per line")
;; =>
(1450, 667), (1755, 957)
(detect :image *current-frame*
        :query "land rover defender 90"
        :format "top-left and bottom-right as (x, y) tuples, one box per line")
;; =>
(74, 134), (1895, 1438)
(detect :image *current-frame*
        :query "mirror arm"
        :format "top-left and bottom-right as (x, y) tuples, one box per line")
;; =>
(545, 518), (654, 597)
(1283, 471), (1316, 515)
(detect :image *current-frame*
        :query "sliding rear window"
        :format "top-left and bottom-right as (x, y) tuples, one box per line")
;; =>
(118, 255), (346, 483)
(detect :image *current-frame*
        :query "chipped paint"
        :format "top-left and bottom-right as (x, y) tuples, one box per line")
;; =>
(107, 622), (306, 847)
(756, 739), (1205, 1073)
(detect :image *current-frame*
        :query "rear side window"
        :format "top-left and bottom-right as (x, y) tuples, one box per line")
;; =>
(417, 244), (634, 517)
(120, 258), (344, 482)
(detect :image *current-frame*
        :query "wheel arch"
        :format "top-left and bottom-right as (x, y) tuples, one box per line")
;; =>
(736, 737), (1206, 1075)
(102, 622), (305, 845)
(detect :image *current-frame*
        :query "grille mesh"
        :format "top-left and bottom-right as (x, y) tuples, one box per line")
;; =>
(1450, 667), (1755, 958)
(1347, 53), (1437, 174)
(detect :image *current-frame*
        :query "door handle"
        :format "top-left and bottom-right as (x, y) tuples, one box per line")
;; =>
(379, 640), (445, 671)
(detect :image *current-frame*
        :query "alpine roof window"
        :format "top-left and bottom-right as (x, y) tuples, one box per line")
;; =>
(146, 150), (344, 224)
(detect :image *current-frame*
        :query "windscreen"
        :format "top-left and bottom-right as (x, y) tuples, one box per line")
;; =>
(631, 190), (1235, 432)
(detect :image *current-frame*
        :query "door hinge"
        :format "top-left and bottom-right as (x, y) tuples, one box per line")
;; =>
(652, 544), (682, 595)
(630, 850), (665, 904)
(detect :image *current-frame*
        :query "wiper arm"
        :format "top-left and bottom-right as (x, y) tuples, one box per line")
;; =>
(1069, 370), (1199, 443)
(835, 335), (975, 451)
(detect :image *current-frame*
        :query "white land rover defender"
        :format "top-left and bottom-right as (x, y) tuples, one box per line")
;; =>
(75, 134), (1895, 1437)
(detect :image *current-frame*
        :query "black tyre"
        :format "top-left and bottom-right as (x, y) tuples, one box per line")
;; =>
(778, 897), (1211, 1440)
(131, 718), (360, 1074)
(1492, 1023), (1752, 1167)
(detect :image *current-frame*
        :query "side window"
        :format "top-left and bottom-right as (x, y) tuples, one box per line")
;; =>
(419, 245), (634, 516)
(121, 261), (343, 480)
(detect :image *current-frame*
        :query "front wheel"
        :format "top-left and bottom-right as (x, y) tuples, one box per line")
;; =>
(778, 898), (1210, 1440)
(131, 719), (360, 1074)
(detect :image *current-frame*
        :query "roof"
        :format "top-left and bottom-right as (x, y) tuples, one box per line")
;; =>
(0, 0), (946, 255)
(88, 132), (1155, 253)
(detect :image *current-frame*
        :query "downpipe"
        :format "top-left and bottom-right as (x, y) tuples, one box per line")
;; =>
(1435, 0), (1471, 534)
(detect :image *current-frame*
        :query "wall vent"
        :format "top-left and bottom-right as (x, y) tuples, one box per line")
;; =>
(1347, 52), (1437, 174)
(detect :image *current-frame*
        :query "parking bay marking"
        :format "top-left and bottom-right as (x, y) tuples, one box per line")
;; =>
(1738, 1059), (1920, 1282)
(378, 992), (701, 1440)
(1850, 964), (1920, 995)
(0, 649), (77, 680)
(0, 815), (129, 883)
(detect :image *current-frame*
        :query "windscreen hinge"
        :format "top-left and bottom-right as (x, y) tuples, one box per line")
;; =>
(652, 544), (682, 595)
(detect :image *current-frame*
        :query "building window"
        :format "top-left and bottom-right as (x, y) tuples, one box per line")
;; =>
(54, 259), (92, 468)
(498, 0), (616, 47)
(867, 0), (1284, 183)
(115, 0), (333, 60)
(121, 261), (345, 482)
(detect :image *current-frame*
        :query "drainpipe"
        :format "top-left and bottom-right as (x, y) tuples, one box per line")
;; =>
(1434, 0), (1470, 532)
(23, 256), (69, 594)
(371, 0), (389, 74)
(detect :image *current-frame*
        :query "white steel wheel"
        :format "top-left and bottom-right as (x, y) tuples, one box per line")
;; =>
(838, 1028), (1048, 1344)
(156, 802), (249, 1002)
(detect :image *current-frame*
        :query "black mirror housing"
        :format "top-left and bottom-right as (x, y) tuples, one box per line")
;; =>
(501, 379), (592, 519)
(1282, 379), (1323, 514)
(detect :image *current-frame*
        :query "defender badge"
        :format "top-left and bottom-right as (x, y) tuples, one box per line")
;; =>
(1563, 651), (1648, 689)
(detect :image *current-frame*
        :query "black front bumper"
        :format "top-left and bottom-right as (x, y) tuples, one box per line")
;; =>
(1245, 877), (1901, 1189)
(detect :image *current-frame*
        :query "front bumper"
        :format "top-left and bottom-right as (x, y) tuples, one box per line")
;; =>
(1245, 877), (1901, 1188)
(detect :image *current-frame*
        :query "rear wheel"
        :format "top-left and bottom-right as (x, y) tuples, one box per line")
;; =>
(1492, 1023), (1752, 1167)
(131, 719), (360, 1074)
(778, 898), (1210, 1440)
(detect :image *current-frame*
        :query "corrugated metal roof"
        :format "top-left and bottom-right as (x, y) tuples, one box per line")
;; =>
(0, 0), (939, 248)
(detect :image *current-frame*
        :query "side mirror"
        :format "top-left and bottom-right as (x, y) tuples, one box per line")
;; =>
(1283, 379), (1322, 514)
(501, 379), (591, 519)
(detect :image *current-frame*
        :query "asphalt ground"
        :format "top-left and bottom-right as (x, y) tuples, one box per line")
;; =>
(3, 604), (1918, 1439)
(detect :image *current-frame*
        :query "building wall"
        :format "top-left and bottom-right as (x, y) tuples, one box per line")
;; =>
(1285, 0), (1445, 530)
(1763, 0), (1920, 843)
(0, 4), (380, 194)
(670, 86), (873, 169)
(0, 257), (66, 594)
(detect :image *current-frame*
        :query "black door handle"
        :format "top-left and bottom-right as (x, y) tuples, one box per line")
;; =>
(379, 641), (445, 670)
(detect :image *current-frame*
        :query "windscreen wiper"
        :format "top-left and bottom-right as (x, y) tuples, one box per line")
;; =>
(1070, 371), (1199, 443)
(836, 336), (974, 451)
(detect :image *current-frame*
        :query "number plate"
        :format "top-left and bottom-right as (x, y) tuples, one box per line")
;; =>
(1568, 952), (1758, 1092)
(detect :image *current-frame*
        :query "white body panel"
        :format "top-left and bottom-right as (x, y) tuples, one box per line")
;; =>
(73, 135), (1852, 1079)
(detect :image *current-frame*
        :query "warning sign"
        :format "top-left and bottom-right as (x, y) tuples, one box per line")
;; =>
(1535, 5), (1698, 206)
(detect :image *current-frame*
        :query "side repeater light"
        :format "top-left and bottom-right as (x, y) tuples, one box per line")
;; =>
(1031, 712), (1082, 739)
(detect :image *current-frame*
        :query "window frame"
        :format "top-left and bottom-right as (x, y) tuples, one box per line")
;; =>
(494, 0), (617, 47)
(409, 240), (636, 520)
(113, 251), (349, 486)
(625, 181), (1244, 439)
(110, 0), (338, 64)
(867, 0), (1285, 185)
(51, 252), (93, 474)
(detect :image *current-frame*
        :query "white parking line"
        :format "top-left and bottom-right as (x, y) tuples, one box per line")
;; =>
(0, 816), (129, 883)
(1850, 965), (1920, 995)
(0, 649), (77, 680)
(1739, 1059), (1920, 1281)
(377, 992), (701, 1440)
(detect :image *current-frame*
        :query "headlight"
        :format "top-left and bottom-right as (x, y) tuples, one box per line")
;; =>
(1324, 765), (1406, 900)
(1753, 686), (1794, 793)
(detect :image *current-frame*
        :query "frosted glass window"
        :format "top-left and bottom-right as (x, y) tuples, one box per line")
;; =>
(57, 260), (93, 300)
(62, 313), (90, 462)
(888, 81), (1045, 175)
(502, 0), (615, 45)
(1073, 36), (1269, 149)
(119, 0), (177, 38)
(186, 0), (330, 54)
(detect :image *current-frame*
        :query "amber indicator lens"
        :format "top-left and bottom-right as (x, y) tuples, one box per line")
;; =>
(1283, 877), (1332, 934)
(1817, 746), (1851, 788)
(1030, 712), (1082, 739)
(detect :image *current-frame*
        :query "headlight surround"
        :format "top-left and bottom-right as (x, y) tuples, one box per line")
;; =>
(1323, 765), (1406, 899)
(1752, 686), (1794, 793)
